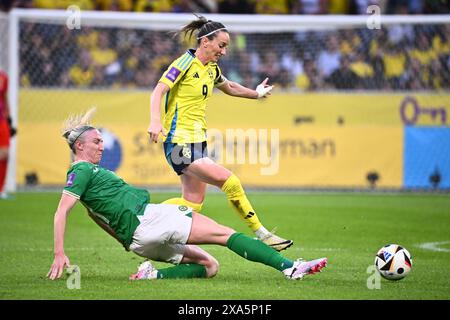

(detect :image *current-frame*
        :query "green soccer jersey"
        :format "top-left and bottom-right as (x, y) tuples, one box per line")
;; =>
(63, 161), (149, 249)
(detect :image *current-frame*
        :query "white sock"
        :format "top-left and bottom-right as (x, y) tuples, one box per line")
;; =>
(255, 226), (270, 239)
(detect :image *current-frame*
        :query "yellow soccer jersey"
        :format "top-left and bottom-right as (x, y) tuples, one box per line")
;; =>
(158, 49), (226, 144)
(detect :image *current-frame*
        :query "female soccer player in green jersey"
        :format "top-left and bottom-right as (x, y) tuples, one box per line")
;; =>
(147, 15), (292, 252)
(47, 110), (327, 281)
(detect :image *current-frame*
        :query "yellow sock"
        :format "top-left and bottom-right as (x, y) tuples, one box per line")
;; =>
(161, 197), (203, 212)
(221, 174), (262, 232)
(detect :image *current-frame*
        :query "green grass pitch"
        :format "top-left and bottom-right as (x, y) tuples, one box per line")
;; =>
(0, 192), (449, 300)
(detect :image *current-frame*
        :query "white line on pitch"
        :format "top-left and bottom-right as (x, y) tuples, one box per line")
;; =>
(415, 241), (450, 252)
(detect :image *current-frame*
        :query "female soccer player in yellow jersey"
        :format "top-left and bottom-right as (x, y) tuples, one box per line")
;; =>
(147, 14), (292, 251)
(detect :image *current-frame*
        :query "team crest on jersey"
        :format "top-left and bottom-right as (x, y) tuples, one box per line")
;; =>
(207, 68), (214, 80)
(178, 205), (188, 212)
(182, 146), (191, 159)
(66, 173), (76, 186)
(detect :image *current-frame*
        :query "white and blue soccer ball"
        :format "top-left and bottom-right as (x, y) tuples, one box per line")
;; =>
(374, 244), (413, 280)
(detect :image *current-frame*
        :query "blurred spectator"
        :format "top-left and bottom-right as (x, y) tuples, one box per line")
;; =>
(409, 31), (438, 67)
(277, 68), (291, 89)
(0, 0), (15, 11)
(33, 0), (95, 10)
(32, 0), (59, 9)
(257, 51), (282, 84)
(78, 27), (99, 51)
(89, 31), (120, 84)
(338, 29), (362, 55)
(348, 0), (387, 15)
(387, 16), (414, 46)
(382, 43), (407, 89)
(423, 0), (450, 14)
(328, 0), (350, 14)
(291, 0), (329, 14)
(90, 31), (117, 67)
(326, 55), (360, 89)
(406, 0), (424, 14)
(96, 0), (133, 11)
(255, 0), (289, 14)
(349, 50), (374, 89)
(317, 34), (341, 78)
(281, 47), (304, 84)
(403, 57), (427, 90)
(218, 0), (255, 13)
(172, 0), (204, 13)
(428, 58), (449, 89)
(432, 25), (450, 61)
(134, 0), (173, 12)
(92, 65), (107, 86)
(69, 49), (95, 87)
(173, 0), (218, 13)
(296, 58), (322, 91)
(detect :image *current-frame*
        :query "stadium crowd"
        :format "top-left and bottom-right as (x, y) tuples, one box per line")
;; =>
(2, 0), (450, 15)
(18, 22), (450, 91)
(2, 0), (449, 91)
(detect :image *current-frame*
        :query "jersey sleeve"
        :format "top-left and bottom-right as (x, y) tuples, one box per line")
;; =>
(159, 52), (195, 89)
(63, 164), (93, 199)
(214, 65), (227, 87)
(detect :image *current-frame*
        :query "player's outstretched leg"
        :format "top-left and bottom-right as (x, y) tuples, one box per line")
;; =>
(130, 211), (325, 281)
(221, 174), (293, 251)
(226, 232), (326, 280)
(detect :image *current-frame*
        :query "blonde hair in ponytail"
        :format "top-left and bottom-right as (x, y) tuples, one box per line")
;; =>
(61, 107), (97, 152)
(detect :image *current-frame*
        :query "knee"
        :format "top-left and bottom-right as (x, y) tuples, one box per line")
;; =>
(204, 256), (220, 278)
(208, 171), (233, 188)
(217, 172), (233, 186)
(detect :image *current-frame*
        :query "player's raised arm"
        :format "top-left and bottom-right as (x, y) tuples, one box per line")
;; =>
(217, 77), (274, 99)
(148, 82), (169, 143)
(47, 193), (78, 280)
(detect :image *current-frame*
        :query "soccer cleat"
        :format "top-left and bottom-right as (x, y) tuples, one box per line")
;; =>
(129, 260), (158, 280)
(260, 232), (293, 251)
(283, 257), (328, 280)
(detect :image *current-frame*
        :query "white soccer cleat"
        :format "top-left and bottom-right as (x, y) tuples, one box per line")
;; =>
(283, 257), (328, 280)
(129, 260), (158, 280)
(260, 232), (293, 252)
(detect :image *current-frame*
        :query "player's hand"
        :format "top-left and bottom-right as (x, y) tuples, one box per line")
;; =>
(255, 78), (274, 99)
(47, 253), (70, 280)
(148, 121), (166, 143)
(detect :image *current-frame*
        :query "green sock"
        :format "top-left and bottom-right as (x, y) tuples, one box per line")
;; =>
(156, 264), (207, 279)
(226, 233), (293, 271)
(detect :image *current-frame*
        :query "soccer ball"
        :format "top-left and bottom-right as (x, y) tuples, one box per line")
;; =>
(374, 244), (412, 280)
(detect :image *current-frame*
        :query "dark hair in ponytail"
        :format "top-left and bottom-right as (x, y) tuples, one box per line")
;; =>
(176, 13), (228, 44)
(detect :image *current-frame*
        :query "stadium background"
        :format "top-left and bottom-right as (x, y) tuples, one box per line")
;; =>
(1, 1), (449, 191)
